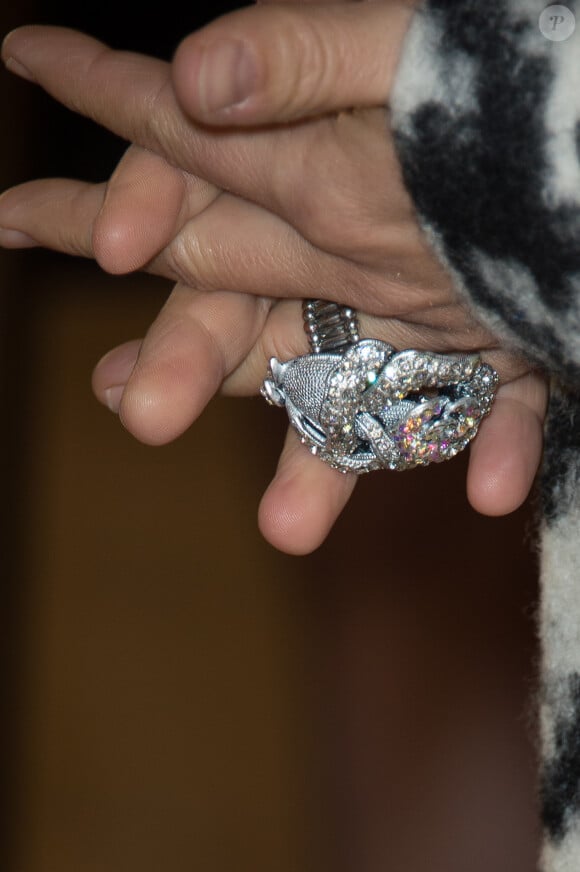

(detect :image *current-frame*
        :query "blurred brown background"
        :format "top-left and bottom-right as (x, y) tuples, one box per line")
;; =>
(1, 3), (540, 871)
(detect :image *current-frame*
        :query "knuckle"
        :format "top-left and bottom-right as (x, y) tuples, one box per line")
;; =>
(166, 233), (202, 287)
(166, 231), (224, 290)
(267, 9), (335, 118)
(140, 79), (178, 155)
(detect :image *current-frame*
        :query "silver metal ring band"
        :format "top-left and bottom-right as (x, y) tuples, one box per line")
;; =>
(303, 299), (360, 353)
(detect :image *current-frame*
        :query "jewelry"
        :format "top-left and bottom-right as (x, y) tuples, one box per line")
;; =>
(261, 300), (499, 474)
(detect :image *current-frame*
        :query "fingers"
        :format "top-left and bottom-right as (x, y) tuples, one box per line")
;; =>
(172, 2), (416, 125)
(94, 309), (357, 556)
(466, 372), (547, 516)
(91, 287), (359, 555)
(0, 166), (183, 272)
(258, 428), (357, 554)
(260, 365), (546, 554)
(92, 340), (142, 412)
(163, 194), (400, 310)
(0, 149), (220, 276)
(93, 285), (270, 445)
(0, 177), (104, 255)
(1, 26), (228, 185)
(92, 146), (208, 274)
(0, 172), (410, 314)
(0, 26), (275, 199)
(0, 25), (402, 245)
(91, 285), (546, 548)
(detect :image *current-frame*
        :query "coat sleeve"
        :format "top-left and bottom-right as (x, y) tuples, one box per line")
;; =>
(389, 3), (580, 870)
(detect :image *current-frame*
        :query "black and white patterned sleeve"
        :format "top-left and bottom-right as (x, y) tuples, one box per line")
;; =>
(390, 3), (580, 871)
(391, 0), (580, 381)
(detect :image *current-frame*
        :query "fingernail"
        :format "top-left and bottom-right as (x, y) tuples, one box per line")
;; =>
(104, 385), (125, 414)
(0, 227), (37, 248)
(197, 39), (257, 114)
(4, 56), (35, 82)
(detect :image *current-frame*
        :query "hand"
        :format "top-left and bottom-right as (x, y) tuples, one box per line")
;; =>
(0, 16), (546, 554)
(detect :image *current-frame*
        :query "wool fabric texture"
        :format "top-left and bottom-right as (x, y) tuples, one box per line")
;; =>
(390, 1), (580, 868)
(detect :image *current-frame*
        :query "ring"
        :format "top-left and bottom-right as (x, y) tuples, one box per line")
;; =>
(261, 300), (499, 474)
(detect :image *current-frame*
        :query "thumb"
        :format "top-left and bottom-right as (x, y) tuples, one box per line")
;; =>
(172, 1), (416, 126)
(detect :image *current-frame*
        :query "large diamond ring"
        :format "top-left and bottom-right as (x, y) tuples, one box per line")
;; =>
(261, 300), (499, 474)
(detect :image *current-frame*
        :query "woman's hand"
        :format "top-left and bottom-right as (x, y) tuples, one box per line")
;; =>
(0, 17), (546, 553)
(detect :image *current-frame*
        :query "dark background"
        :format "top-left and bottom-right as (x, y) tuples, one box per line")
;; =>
(1, 3), (541, 871)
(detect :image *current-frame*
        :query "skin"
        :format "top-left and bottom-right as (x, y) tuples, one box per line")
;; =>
(0, 6), (546, 554)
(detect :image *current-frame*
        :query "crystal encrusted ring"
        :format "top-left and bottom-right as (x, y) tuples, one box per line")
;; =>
(260, 300), (499, 474)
